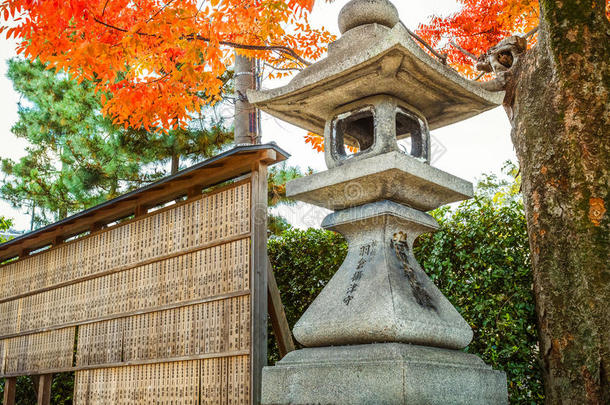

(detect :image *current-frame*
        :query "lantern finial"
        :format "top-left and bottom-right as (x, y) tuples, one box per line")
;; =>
(338, 0), (400, 34)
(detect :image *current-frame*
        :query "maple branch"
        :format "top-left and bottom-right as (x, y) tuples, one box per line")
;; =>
(184, 34), (311, 66)
(140, 72), (172, 85)
(405, 27), (448, 64)
(145, 0), (176, 24)
(92, 17), (312, 66)
(93, 17), (155, 36)
(101, 0), (110, 17)
(450, 41), (477, 60)
(523, 26), (539, 38)
(264, 62), (302, 72)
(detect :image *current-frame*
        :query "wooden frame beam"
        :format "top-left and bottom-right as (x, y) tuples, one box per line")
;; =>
(250, 161), (269, 405)
(267, 258), (296, 358)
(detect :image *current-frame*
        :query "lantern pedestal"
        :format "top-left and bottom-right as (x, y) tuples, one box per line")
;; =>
(292, 200), (473, 349)
(262, 343), (508, 405)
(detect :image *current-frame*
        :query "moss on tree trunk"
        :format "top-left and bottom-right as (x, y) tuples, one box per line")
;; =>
(504, 1), (609, 402)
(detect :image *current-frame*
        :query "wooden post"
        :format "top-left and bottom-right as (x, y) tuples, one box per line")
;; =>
(3, 377), (16, 405)
(267, 258), (296, 358)
(53, 236), (64, 246)
(187, 187), (201, 199)
(250, 161), (268, 405)
(234, 54), (258, 145)
(134, 205), (147, 218)
(36, 374), (52, 405)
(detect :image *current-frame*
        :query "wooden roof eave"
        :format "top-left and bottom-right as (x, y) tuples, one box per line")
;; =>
(0, 144), (289, 263)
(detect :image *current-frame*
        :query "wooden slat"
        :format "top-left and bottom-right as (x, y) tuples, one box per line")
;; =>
(75, 360), (200, 404)
(36, 374), (52, 405)
(76, 297), (250, 367)
(0, 181), (251, 304)
(1, 328), (75, 375)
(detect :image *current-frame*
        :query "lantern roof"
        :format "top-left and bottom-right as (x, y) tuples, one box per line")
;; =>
(248, 21), (504, 135)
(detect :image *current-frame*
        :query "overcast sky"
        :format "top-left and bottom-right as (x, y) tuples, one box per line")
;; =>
(0, 0), (516, 231)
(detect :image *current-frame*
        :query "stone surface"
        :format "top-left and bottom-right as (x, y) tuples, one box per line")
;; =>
(338, 0), (399, 34)
(248, 22), (503, 136)
(292, 200), (473, 349)
(262, 343), (508, 405)
(287, 151), (473, 211)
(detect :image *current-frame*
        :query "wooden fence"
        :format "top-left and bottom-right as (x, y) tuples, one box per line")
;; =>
(0, 144), (288, 404)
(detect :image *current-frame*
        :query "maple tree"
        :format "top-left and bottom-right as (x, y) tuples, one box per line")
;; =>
(0, 0), (334, 131)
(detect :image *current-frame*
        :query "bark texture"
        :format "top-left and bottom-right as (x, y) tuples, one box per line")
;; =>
(234, 53), (259, 145)
(504, 1), (609, 403)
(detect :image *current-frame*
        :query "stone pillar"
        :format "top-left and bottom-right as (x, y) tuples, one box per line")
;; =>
(249, 0), (509, 403)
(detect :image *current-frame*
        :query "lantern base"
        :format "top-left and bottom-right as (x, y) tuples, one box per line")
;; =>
(261, 343), (508, 405)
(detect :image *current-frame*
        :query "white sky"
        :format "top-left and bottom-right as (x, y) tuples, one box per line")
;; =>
(0, 0), (516, 231)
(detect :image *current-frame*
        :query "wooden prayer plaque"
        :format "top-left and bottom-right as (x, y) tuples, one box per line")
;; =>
(0, 145), (287, 404)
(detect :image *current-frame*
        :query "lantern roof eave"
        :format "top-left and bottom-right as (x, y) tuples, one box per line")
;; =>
(248, 23), (504, 135)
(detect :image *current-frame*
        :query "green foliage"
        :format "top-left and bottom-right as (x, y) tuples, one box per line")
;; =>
(267, 228), (348, 364)
(1, 59), (232, 227)
(267, 163), (307, 207)
(0, 217), (12, 243)
(267, 168), (543, 404)
(50, 373), (74, 405)
(415, 197), (542, 403)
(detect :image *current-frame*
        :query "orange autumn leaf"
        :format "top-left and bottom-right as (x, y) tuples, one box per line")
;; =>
(0, 0), (335, 131)
(304, 131), (358, 153)
(304, 131), (324, 152)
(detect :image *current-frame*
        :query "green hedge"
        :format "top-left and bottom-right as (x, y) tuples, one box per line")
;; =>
(267, 228), (348, 365)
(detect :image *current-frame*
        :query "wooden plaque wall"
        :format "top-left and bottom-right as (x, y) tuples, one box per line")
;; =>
(0, 146), (280, 404)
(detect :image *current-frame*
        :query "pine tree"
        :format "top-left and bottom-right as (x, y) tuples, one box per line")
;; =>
(1, 59), (232, 227)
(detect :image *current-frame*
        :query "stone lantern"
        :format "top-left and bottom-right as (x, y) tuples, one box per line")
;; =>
(249, 0), (509, 403)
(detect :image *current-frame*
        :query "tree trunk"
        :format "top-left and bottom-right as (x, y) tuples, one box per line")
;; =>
(504, 1), (609, 403)
(171, 153), (179, 175)
(30, 201), (35, 231)
(234, 53), (259, 145)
